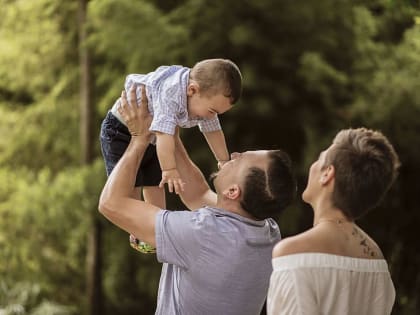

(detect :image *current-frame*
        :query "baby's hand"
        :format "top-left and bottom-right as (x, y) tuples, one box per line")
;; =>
(217, 160), (229, 170)
(159, 168), (185, 194)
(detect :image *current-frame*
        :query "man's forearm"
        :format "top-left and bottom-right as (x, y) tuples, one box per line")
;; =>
(174, 136), (217, 209)
(99, 136), (159, 247)
(100, 137), (148, 206)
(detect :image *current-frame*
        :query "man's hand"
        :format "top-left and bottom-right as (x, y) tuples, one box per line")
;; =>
(160, 168), (185, 194)
(118, 84), (152, 139)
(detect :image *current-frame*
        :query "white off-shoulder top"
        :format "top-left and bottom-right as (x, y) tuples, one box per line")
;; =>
(267, 253), (395, 315)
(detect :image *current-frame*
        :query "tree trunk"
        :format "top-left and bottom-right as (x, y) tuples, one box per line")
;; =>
(78, 0), (102, 314)
(79, 0), (93, 164)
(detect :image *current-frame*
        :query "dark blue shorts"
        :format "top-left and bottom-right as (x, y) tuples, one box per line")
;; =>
(100, 111), (161, 187)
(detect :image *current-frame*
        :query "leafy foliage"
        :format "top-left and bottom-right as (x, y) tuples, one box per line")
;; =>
(0, 281), (76, 315)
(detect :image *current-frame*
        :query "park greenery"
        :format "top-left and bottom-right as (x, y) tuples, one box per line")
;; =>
(1, 0), (419, 314)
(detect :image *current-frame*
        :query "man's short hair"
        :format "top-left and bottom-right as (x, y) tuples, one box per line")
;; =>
(190, 58), (242, 104)
(240, 150), (296, 220)
(323, 128), (400, 220)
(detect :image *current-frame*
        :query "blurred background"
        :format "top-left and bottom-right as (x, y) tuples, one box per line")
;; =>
(1, 0), (419, 314)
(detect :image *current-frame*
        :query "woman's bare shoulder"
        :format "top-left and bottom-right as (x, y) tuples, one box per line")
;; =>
(272, 228), (320, 258)
(273, 224), (385, 259)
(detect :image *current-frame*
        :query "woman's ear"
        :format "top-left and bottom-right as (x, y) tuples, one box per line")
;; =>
(320, 165), (335, 185)
(223, 184), (241, 200)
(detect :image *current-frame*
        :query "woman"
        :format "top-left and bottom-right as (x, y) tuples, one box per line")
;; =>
(267, 128), (400, 315)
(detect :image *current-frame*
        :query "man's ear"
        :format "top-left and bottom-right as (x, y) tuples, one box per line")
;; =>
(223, 184), (241, 200)
(320, 165), (335, 185)
(187, 81), (200, 97)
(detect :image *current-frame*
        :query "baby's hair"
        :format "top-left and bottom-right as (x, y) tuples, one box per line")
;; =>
(190, 59), (242, 104)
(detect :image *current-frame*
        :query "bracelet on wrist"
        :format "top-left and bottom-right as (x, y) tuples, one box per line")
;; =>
(162, 167), (177, 172)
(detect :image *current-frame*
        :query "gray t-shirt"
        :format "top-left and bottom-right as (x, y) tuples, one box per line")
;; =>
(155, 206), (281, 315)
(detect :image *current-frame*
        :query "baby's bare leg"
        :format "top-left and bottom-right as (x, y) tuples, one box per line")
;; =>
(143, 186), (166, 209)
(131, 187), (142, 200)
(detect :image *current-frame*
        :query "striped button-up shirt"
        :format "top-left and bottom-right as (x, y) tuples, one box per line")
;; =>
(111, 65), (221, 142)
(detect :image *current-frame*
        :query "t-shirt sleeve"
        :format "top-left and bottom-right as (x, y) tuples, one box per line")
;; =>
(150, 112), (178, 135)
(198, 116), (222, 133)
(155, 210), (206, 269)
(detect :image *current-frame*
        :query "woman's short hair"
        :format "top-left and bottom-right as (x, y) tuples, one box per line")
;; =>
(323, 128), (400, 220)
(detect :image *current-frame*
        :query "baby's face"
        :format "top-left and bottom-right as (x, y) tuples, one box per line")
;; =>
(188, 93), (232, 120)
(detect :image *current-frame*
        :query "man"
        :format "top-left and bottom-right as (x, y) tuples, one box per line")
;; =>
(99, 85), (296, 315)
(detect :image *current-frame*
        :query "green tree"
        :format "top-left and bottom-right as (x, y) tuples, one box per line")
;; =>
(1, 0), (419, 314)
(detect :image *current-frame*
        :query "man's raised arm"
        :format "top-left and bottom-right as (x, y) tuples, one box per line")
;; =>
(98, 85), (159, 247)
(174, 133), (217, 210)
